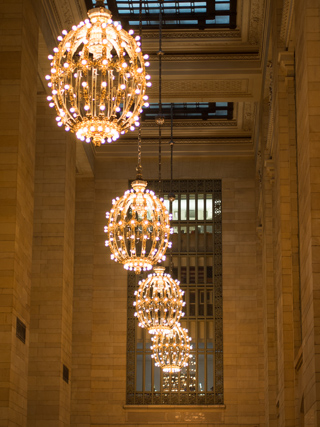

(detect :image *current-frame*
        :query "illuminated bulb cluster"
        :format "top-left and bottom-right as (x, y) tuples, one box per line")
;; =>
(151, 325), (192, 373)
(104, 180), (172, 274)
(46, 5), (151, 146)
(133, 266), (185, 334)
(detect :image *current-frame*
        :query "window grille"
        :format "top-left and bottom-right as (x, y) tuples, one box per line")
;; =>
(127, 179), (223, 405)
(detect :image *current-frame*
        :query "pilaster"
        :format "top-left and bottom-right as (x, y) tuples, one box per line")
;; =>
(0, 0), (39, 425)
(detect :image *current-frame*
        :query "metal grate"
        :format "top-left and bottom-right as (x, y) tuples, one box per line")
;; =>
(86, 0), (237, 30)
(63, 365), (69, 383)
(16, 317), (26, 344)
(126, 179), (223, 405)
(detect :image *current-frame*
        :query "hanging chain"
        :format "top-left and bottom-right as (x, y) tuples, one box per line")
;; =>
(136, 0), (143, 180)
(95, 0), (105, 7)
(157, 0), (164, 188)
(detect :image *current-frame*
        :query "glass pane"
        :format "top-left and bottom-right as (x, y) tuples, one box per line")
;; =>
(206, 226), (213, 252)
(181, 226), (187, 252)
(198, 266), (204, 283)
(189, 195), (196, 220)
(189, 266), (196, 284)
(181, 266), (187, 283)
(206, 194), (213, 220)
(136, 354), (143, 391)
(198, 195), (204, 220)
(145, 353), (152, 391)
(198, 353), (205, 392)
(172, 198), (179, 220)
(154, 365), (161, 392)
(181, 195), (187, 220)
(207, 353), (214, 391)
(189, 226), (196, 252)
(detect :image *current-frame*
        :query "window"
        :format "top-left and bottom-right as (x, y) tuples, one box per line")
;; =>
(87, 0), (237, 30)
(127, 179), (223, 405)
(141, 103), (234, 121)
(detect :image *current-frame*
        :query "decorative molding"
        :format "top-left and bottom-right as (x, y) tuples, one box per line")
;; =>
(248, 0), (265, 46)
(265, 62), (274, 158)
(42, 0), (86, 38)
(243, 103), (254, 132)
(280, 0), (295, 48)
(142, 29), (241, 40)
(113, 137), (251, 145)
(278, 51), (295, 77)
(141, 120), (237, 128)
(264, 158), (275, 184)
(149, 53), (260, 62)
(256, 225), (263, 245)
(149, 79), (250, 98)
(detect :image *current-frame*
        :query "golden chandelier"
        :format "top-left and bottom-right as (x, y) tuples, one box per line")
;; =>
(104, 180), (172, 274)
(133, 266), (185, 334)
(45, 4), (150, 146)
(151, 325), (192, 373)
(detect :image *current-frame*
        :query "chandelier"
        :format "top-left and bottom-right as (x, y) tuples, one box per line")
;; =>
(45, 2), (151, 146)
(104, 180), (172, 274)
(151, 325), (192, 373)
(133, 266), (185, 334)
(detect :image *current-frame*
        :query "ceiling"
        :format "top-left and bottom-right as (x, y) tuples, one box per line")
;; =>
(38, 0), (266, 170)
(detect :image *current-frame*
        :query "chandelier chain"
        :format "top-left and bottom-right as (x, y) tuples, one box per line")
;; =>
(158, 0), (163, 187)
(136, 0), (144, 180)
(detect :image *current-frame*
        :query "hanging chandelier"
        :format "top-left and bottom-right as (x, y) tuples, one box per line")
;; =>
(151, 325), (192, 373)
(45, 1), (151, 146)
(133, 266), (185, 334)
(104, 179), (172, 274)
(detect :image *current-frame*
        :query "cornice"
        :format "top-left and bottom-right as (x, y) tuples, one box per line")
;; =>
(248, 0), (265, 46)
(106, 137), (251, 145)
(142, 29), (241, 40)
(148, 79), (250, 99)
(280, 0), (294, 48)
(149, 53), (260, 62)
(141, 120), (237, 128)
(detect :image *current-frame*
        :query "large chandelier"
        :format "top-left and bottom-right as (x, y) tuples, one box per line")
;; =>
(45, 1), (151, 146)
(133, 266), (185, 334)
(104, 180), (172, 274)
(151, 325), (192, 373)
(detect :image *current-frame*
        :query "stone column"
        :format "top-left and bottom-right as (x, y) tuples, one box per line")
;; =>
(294, 1), (320, 425)
(27, 99), (76, 426)
(0, 0), (38, 425)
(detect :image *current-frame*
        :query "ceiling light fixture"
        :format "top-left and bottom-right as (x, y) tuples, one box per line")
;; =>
(151, 325), (192, 373)
(133, 266), (185, 334)
(104, 4), (171, 274)
(45, 0), (150, 146)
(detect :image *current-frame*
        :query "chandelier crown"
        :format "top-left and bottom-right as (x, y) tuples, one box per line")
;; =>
(46, 5), (150, 146)
(105, 180), (172, 274)
(134, 266), (185, 334)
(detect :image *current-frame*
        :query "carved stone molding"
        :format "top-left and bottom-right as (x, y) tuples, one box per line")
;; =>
(264, 158), (275, 184)
(142, 29), (241, 40)
(41, 0), (86, 38)
(243, 103), (254, 132)
(278, 51), (295, 78)
(113, 137), (251, 145)
(149, 79), (250, 98)
(248, 0), (265, 46)
(256, 225), (263, 245)
(280, 0), (295, 48)
(149, 53), (260, 62)
(141, 120), (237, 129)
